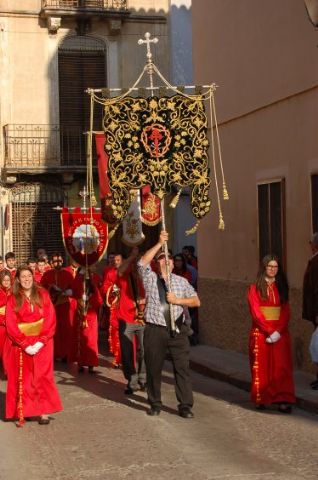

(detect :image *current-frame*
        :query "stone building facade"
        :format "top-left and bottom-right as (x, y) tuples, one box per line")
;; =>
(192, 0), (318, 372)
(0, 0), (170, 262)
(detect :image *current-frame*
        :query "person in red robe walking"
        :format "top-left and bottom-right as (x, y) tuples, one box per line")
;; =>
(0, 270), (12, 362)
(70, 269), (103, 373)
(33, 257), (47, 283)
(41, 253), (76, 362)
(64, 260), (79, 279)
(5, 266), (62, 425)
(102, 254), (122, 367)
(247, 255), (295, 413)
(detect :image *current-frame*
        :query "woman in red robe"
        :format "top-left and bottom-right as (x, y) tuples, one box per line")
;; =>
(5, 266), (62, 425)
(70, 270), (103, 373)
(0, 270), (12, 362)
(247, 255), (295, 413)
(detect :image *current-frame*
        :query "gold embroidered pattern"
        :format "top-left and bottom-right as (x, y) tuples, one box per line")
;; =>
(103, 95), (211, 222)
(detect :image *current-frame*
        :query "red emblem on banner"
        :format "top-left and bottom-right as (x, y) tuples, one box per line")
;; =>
(141, 185), (161, 226)
(61, 207), (108, 267)
(141, 123), (171, 158)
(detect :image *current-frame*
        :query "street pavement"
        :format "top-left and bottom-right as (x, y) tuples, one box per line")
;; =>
(0, 344), (318, 480)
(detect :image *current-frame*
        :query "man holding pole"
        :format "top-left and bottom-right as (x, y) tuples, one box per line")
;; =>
(138, 230), (200, 418)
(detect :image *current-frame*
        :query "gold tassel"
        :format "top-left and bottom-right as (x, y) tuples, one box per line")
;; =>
(169, 189), (182, 209)
(90, 195), (97, 207)
(218, 214), (225, 230)
(109, 223), (120, 239)
(185, 219), (200, 236)
(223, 182), (229, 200)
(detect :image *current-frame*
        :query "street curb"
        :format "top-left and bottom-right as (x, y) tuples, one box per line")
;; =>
(189, 359), (250, 392)
(190, 359), (318, 415)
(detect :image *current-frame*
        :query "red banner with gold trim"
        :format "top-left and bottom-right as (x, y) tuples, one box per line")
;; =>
(61, 207), (108, 267)
(95, 132), (117, 225)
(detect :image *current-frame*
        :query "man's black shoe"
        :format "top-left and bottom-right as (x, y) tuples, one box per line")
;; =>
(139, 383), (147, 392)
(179, 407), (194, 419)
(147, 407), (161, 416)
(124, 386), (139, 395)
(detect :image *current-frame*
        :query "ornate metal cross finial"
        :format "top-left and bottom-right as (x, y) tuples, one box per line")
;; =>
(137, 32), (158, 64)
(137, 32), (159, 94)
(79, 185), (88, 210)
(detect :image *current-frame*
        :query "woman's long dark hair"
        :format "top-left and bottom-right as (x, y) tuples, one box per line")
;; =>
(256, 254), (289, 304)
(13, 265), (43, 311)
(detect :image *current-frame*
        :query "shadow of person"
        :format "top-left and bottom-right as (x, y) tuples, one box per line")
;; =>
(53, 355), (149, 414)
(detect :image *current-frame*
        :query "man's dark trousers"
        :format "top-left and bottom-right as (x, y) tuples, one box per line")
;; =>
(144, 323), (193, 410)
(119, 320), (146, 390)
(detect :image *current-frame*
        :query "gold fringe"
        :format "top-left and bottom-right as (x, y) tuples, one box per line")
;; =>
(169, 189), (182, 209)
(185, 219), (200, 235)
(17, 348), (25, 427)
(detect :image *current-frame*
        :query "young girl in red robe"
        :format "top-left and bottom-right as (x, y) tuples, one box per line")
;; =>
(0, 271), (12, 363)
(247, 255), (295, 413)
(5, 266), (62, 425)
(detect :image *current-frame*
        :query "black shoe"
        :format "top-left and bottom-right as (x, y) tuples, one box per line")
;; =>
(139, 383), (147, 392)
(179, 407), (194, 419)
(255, 404), (266, 410)
(88, 366), (96, 374)
(124, 386), (138, 395)
(78, 366), (84, 373)
(278, 403), (292, 414)
(147, 407), (161, 416)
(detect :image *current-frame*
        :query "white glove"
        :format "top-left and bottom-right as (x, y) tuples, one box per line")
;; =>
(25, 345), (37, 355)
(64, 289), (73, 296)
(266, 331), (281, 344)
(32, 341), (44, 354)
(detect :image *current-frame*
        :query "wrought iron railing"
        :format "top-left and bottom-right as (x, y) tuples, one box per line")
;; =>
(41, 0), (127, 10)
(3, 124), (95, 168)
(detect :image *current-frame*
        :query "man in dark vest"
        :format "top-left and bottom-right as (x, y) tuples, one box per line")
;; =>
(302, 232), (318, 389)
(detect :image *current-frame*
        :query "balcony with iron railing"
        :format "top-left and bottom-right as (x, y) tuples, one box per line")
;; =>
(40, 0), (129, 33)
(3, 124), (96, 172)
(41, 0), (128, 12)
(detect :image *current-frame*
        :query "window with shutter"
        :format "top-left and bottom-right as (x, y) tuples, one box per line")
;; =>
(58, 36), (106, 165)
(257, 179), (286, 268)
